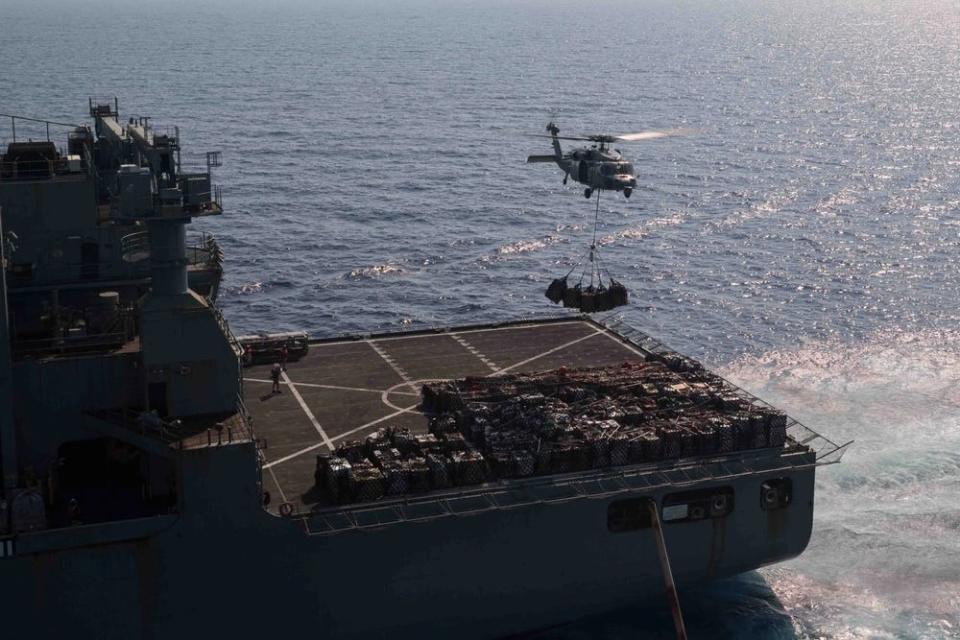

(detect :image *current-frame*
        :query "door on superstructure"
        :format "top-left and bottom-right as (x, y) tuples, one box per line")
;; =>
(80, 241), (99, 280)
(148, 382), (168, 418)
(55, 438), (176, 525)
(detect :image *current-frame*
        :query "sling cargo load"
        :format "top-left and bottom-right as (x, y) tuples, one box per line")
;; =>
(0, 102), (848, 639)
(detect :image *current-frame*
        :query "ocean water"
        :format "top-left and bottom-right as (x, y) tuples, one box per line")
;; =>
(2, 0), (959, 637)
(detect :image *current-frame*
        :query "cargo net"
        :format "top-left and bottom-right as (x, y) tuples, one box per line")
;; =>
(544, 191), (628, 313)
(316, 355), (808, 506)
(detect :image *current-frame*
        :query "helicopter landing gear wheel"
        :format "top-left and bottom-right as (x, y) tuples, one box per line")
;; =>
(584, 188), (592, 199)
(624, 188), (632, 199)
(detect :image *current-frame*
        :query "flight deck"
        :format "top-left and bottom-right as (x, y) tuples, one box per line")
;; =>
(245, 317), (650, 512)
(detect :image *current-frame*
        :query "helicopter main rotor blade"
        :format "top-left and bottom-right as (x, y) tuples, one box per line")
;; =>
(526, 128), (692, 142)
(525, 133), (599, 142)
(613, 128), (691, 142)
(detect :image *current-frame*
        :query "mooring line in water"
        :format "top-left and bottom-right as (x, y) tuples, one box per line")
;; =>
(647, 499), (688, 640)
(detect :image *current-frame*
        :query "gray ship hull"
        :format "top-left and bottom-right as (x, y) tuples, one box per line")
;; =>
(1, 438), (814, 639)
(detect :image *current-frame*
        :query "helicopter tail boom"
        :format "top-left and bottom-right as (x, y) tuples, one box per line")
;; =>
(547, 122), (563, 160)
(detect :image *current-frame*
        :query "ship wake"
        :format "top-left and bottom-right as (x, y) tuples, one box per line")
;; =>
(721, 328), (960, 640)
(529, 329), (960, 639)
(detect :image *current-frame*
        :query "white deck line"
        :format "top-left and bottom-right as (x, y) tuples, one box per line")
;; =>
(262, 402), (421, 469)
(243, 377), (417, 396)
(263, 442), (327, 469)
(267, 466), (289, 503)
(449, 333), (499, 372)
(281, 370), (335, 452)
(328, 403), (421, 444)
(487, 329), (603, 376)
(319, 319), (585, 344)
(595, 327), (649, 359)
(265, 327), (608, 470)
(365, 339), (414, 385)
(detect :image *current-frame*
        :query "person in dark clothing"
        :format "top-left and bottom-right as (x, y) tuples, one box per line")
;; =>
(279, 344), (289, 371)
(271, 362), (282, 394)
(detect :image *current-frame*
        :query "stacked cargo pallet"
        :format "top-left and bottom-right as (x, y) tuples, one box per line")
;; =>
(316, 358), (789, 505)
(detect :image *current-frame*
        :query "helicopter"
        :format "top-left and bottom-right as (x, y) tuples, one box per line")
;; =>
(527, 122), (680, 199)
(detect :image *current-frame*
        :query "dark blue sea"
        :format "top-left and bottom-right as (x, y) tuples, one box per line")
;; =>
(2, 0), (959, 637)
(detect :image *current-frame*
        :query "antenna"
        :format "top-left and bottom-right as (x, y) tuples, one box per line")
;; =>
(206, 151), (222, 173)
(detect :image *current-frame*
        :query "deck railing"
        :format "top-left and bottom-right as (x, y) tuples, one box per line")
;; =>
(301, 446), (819, 536)
(0, 157), (73, 181)
(86, 407), (183, 445)
(596, 314), (851, 464)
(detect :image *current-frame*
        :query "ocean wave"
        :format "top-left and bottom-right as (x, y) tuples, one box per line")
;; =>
(720, 330), (960, 638)
(236, 281), (264, 295)
(598, 211), (687, 245)
(719, 327), (960, 416)
(764, 569), (960, 638)
(347, 263), (407, 279)
(701, 187), (801, 233)
(488, 234), (564, 258)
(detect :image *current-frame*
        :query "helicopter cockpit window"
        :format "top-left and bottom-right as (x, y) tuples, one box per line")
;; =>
(619, 163), (634, 174)
(601, 164), (617, 175)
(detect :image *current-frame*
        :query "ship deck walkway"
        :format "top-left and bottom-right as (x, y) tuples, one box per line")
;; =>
(245, 317), (651, 513)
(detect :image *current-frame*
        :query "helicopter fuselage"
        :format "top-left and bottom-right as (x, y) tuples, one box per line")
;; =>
(560, 147), (636, 194)
(528, 124), (638, 198)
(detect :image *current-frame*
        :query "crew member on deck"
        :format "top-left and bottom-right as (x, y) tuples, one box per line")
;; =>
(271, 362), (282, 394)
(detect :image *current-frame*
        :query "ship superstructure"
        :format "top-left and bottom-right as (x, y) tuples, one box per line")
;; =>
(0, 103), (223, 358)
(0, 103), (847, 640)
(0, 101), (242, 530)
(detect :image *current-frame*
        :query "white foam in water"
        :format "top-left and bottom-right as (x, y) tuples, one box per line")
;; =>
(522, 330), (960, 640)
(347, 263), (406, 279)
(237, 281), (263, 295)
(721, 329), (960, 639)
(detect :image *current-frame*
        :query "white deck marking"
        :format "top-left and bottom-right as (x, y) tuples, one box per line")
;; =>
(360, 319), (583, 343)
(365, 339), (414, 385)
(328, 403), (421, 444)
(243, 377), (417, 396)
(488, 329), (603, 376)
(449, 333), (499, 372)
(267, 466), (289, 503)
(262, 402), (421, 469)
(263, 442), (326, 469)
(281, 370), (335, 452)
(595, 328), (649, 359)
(265, 325), (608, 469)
